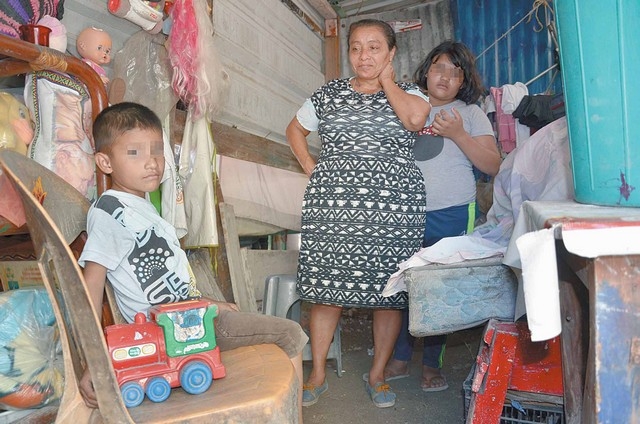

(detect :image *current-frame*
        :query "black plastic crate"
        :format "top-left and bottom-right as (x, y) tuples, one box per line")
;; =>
(463, 365), (565, 424)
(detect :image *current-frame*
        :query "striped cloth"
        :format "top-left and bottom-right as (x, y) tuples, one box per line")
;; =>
(0, 0), (63, 39)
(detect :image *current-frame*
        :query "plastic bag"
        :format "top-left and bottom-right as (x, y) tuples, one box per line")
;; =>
(0, 288), (63, 410)
(111, 31), (178, 121)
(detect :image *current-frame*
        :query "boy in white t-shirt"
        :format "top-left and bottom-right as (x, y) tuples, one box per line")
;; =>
(78, 102), (307, 421)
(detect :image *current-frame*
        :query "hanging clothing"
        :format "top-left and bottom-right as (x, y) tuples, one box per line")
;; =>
(178, 110), (218, 248)
(159, 122), (187, 238)
(489, 83), (530, 153)
(512, 93), (566, 130)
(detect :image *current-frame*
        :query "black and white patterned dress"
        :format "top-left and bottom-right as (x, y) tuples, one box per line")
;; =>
(296, 78), (426, 309)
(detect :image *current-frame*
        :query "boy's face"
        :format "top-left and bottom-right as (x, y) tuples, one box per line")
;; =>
(95, 128), (164, 198)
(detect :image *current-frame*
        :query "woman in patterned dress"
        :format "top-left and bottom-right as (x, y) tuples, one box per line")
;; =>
(286, 19), (431, 409)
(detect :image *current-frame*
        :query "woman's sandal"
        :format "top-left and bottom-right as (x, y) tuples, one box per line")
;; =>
(365, 381), (396, 408)
(421, 374), (449, 392)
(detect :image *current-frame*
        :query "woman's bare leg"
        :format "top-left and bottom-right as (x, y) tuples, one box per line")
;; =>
(306, 303), (342, 387)
(367, 308), (402, 386)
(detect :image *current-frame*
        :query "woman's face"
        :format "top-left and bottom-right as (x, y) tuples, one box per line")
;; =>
(348, 25), (395, 80)
(425, 54), (464, 106)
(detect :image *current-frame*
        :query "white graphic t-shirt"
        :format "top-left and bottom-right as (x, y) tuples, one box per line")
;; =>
(79, 190), (197, 323)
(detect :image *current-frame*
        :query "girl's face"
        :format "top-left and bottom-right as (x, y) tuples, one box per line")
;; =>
(348, 25), (395, 81)
(425, 53), (464, 106)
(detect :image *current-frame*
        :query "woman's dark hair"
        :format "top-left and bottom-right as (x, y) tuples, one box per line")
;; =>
(348, 19), (396, 50)
(413, 40), (485, 104)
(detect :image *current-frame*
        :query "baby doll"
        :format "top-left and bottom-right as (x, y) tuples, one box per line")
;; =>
(0, 92), (34, 156)
(76, 27), (112, 85)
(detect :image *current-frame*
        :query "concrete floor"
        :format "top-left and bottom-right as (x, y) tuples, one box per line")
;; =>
(301, 309), (484, 424)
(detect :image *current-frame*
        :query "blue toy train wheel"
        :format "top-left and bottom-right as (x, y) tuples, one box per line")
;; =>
(146, 377), (171, 403)
(180, 360), (213, 395)
(121, 381), (145, 408)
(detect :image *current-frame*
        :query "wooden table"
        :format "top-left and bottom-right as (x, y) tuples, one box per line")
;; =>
(513, 201), (640, 424)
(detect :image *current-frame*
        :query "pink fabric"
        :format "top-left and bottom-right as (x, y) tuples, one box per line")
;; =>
(0, 0), (62, 38)
(0, 172), (26, 227)
(82, 59), (106, 77)
(490, 87), (517, 153)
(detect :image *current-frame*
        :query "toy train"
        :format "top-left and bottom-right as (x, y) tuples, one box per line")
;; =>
(104, 299), (226, 407)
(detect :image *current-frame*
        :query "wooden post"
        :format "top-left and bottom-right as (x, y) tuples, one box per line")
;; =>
(219, 202), (257, 313)
(324, 18), (340, 82)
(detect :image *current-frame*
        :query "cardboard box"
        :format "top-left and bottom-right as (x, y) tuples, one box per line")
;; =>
(0, 261), (43, 291)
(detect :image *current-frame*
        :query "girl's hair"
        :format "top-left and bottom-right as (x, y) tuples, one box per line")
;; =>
(92, 102), (163, 153)
(413, 40), (485, 104)
(348, 19), (396, 50)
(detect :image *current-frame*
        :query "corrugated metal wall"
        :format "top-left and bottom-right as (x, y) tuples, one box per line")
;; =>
(452, 0), (561, 95)
(339, 0), (454, 82)
(213, 0), (325, 145)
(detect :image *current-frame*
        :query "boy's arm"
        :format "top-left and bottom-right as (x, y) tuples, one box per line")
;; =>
(79, 260), (107, 408)
(82, 261), (107, 321)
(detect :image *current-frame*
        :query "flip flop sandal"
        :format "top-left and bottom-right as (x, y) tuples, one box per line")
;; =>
(421, 375), (449, 392)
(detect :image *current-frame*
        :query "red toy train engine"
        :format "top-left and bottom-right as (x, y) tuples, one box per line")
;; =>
(104, 299), (226, 407)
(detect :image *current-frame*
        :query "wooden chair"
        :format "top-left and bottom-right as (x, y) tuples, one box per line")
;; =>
(0, 150), (299, 423)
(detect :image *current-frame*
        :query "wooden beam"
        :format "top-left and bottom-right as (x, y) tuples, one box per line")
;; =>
(281, 0), (325, 37)
(210, 121), (316, 174)
(307, 0), (338, 19)
(175, 109), (317, 173)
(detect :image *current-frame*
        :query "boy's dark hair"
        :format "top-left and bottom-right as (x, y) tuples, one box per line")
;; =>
(413, 40), (485, 104)
(92, 102), (162, 153)
(348, 19), (396, 50)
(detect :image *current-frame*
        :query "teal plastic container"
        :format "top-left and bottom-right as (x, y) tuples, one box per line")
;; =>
(556, 1), (640, 206)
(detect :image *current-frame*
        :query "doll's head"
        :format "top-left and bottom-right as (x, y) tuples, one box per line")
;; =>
(76, 27), (112, 66)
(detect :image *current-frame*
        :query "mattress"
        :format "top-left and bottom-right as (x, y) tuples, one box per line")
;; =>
(405, 257), (518, 337)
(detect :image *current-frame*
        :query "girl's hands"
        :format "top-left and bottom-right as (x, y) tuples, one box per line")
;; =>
(431, 108), (465, 140)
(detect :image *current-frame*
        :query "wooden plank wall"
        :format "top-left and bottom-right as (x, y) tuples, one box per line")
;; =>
(212, 0), (325, 147)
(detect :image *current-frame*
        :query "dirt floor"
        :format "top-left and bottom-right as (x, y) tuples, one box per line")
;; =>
(301, 308), (484, 424)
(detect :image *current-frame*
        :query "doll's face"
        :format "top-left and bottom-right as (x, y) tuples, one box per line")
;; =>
(77, 29), (112, 65)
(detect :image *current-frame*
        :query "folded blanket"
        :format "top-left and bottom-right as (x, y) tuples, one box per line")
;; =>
(0, 0), (63, 39)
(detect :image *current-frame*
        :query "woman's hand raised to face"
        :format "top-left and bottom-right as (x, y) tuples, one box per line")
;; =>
(378, 60), (396, 86)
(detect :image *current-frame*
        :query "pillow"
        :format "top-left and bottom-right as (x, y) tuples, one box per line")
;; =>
(24, 71), (97, 200)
